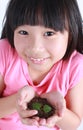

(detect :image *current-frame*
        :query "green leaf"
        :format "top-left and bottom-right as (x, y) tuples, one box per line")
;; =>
(32, 102), (42, 110)
(43, 104), (52, 113)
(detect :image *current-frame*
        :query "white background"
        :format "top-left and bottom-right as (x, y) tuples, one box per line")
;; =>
(0, 0), (83, 129)
(0, 0), (9, 36)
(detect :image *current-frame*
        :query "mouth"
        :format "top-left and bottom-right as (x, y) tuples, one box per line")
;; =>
(29, 57), (49, 64)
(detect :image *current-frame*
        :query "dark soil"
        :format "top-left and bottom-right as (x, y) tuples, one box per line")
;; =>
(27, 97), (56, 119)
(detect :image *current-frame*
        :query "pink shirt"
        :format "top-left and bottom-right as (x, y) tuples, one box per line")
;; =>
(0, 39), (83, 130)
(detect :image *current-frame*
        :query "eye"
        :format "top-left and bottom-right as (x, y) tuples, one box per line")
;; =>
(18, 30), (28, 35)
(44, 31), (55, 36)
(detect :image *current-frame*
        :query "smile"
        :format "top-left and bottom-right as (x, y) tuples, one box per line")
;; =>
(29, 57), (48, 64)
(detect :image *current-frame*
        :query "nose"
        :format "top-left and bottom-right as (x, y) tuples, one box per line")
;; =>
(30, 36), (45, 52)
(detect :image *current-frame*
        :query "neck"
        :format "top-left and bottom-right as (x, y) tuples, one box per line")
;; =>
(28, 67), (48, 85)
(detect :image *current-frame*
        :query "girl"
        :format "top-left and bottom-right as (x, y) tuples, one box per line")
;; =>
(0, 0), (83, 130)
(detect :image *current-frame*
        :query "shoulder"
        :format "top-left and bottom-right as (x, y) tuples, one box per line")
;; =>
(0, 38), (11, 48)
(59, 51), (83, 75)
(0, 38), (13, 55)
(0, 38), (17, 58)
(0, 39), (19, 76)
(63, 51), (83, 69)
(68, 51), (83, 69)
(67, 51), (83, 89)
(71, 51), (83, 62)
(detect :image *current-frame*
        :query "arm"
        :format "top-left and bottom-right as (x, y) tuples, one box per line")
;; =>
(0, 74), (17, 118)
(33, 79), (83, 129)
(56, 78), (83, 130)
(16, 80), (83, 129)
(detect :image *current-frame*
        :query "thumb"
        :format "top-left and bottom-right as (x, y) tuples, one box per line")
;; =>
(18, 86), (35, 105)
(57, 98), (66, 117)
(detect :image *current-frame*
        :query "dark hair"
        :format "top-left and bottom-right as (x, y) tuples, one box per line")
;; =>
(1, 0), (83, 59)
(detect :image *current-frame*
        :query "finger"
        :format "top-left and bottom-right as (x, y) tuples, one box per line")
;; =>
(33, 116), (40, 121)
(45, 115), (61, 128)
(57, 98), (66, 116)
(39, 118), (54, 128)
(39, 118), (46, 126)
(21, 117), (39, 126)
(19, 109), (38, 118)
(18, 86), (35, 105)
(17, 105), (38, 118)
(47, 115), (60, 123)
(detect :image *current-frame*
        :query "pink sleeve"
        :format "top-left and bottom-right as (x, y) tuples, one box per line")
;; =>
(0, 39), (10, 76)
(69, 53), (83, 89)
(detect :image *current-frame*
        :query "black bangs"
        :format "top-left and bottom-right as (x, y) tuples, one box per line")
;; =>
(8, 0), (66, 31)
(1, 0), (83, 57)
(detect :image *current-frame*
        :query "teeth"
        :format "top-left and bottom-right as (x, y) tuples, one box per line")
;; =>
(30, 57), (44, 61)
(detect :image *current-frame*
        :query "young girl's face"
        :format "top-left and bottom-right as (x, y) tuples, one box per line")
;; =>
(14, 25), (68, 74)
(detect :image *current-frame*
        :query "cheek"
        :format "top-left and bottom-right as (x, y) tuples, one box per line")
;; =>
(14, 35), (25, 51)
(14, 39), (23, 54)
(49, 43), (67, 53)
(56, 43), (67, 52)
(48, 40), (68, 60)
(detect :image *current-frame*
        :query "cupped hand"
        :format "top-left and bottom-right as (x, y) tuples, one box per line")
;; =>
(16, 86), (39, 126)
(39, 91), (66, 128)
(16, 87), (66, 128)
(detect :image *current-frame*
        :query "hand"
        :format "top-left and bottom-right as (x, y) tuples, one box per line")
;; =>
(39, 91), (66, 128)
(16, 86), (39, 126)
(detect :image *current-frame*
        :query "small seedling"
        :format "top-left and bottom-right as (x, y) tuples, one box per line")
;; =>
(28, 97), (55, 118)
(43, 104), (52, 113)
